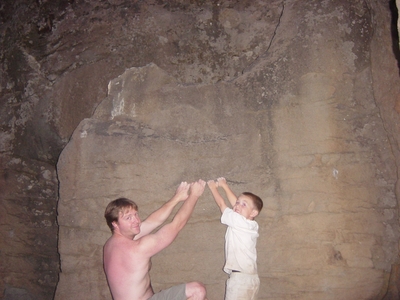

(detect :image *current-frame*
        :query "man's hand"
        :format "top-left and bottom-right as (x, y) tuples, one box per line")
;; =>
(190, 179), (206, 197)
(175, 181), (190, 202)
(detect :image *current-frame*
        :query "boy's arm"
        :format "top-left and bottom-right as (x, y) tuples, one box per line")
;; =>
(207, 180), (228, 213)
(217, 177), (237, 207)
(135, 181), (190, 240)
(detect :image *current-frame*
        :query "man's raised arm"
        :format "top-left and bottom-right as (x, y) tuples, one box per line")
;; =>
(137, 179), (206, 257)
(170, 179), (206, 232)
(135, 181), (190, 239)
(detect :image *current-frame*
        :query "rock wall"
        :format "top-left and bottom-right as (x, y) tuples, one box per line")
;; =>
(1, 0), (400, 299)
(56, 13), (398, 296)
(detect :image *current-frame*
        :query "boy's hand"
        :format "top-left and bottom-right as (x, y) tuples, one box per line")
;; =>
(207, 179), (217, 190)
(217, 177), (227, 188)
(208, 179), (228, 212)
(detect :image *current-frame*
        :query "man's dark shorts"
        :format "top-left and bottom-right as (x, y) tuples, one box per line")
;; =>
(148, 283), (186, 300)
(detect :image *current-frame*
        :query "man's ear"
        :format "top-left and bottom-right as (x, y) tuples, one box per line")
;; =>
(250, 209), (259, 218)
(112, 221), (118, 230)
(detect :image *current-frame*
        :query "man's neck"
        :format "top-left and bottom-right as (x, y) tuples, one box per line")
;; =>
(113, 230), (136, 240)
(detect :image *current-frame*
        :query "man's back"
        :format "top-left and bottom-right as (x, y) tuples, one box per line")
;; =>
(104, 234), (153, 300)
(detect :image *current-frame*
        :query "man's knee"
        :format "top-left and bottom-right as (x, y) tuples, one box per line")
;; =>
(186, 281), (206, 298)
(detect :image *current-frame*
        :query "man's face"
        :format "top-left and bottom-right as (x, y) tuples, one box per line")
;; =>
(233, 195), (258, 220)
(112, 207), (141, 238)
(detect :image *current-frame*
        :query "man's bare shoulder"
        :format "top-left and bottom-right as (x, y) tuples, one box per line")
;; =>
(104, 233), (152, 258)
(105, 234), (136, 252)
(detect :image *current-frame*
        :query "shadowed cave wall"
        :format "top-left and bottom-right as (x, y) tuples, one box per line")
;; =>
(1, 0), (400, 299)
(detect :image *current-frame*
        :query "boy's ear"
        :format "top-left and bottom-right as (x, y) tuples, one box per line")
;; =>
(250, 209), (259, 218)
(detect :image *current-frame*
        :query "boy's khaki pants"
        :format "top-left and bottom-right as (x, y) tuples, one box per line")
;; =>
(225, 272), (259, 300)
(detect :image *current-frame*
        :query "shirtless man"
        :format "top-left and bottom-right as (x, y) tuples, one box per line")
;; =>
(103, 180), (207, 300)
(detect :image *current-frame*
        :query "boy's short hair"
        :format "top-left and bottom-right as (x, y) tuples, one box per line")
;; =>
(242, 192), (263, 213)
(104, 198), (138, 232)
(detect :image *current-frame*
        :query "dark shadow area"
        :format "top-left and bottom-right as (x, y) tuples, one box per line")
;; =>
(389, 0), (400, 75)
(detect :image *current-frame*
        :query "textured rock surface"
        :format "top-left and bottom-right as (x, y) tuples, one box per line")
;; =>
(1, 0), (400, 299)
(56, 54), (397, 300)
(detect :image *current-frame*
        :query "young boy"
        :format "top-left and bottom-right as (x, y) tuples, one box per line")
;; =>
(207, 177), (263, 300)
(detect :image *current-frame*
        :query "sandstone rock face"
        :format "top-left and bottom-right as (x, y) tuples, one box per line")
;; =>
(1, 0), (400, 299)
(56, 62), (398, 299)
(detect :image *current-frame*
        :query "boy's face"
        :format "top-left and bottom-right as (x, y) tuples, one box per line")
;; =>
(233, 195), (259, 220)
